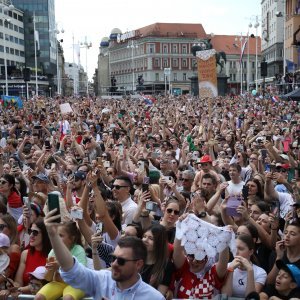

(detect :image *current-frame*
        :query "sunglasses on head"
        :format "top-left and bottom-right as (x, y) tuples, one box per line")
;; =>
(112, 185), (129, 190)
(28, 228), (40, 237)
(0, 224), (7, 231)
(109, 254), (139, 266)
(166, 208), (180, 215)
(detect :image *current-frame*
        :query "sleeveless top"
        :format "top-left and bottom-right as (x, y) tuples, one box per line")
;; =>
(22, 249), (47, 285)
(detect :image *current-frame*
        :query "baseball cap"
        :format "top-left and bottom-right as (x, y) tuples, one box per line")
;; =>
(74, 171), (86, 180)
(276, 260), (300, 286)
(280, 154), (289, 161)
(32, 173), (50, 183)
(0, 233), (10, 248)
(281, 164), (290, 169)
(28, 266), (46, 280)
(199, 155), (212, 164)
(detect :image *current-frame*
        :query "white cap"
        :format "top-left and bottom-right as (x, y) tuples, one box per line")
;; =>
(28, 266), (46, 280)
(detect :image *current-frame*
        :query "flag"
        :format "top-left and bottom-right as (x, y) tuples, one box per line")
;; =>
(239, 38), (248, 65)
(272, 96), (279, 103)
(142, 95), (155, 106)
(34, 30), (40, 51)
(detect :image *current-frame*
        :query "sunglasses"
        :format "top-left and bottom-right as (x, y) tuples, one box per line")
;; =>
(109, 254), (140, 266)
(112, 185), (129, 190)
(0, 180), (8, 185)
(166, 208), (180, 215)
(0, 224), (7, 231)
(28, 229), (40, 237)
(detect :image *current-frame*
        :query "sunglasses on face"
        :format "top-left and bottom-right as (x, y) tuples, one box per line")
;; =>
(109, 254), (139, 266)
(28, 229), (40, 237)
(0, 224), (7, 231)
(0, 180), (8, 185)
(166, 208), (180, 215)
(112, 185), (129, 190)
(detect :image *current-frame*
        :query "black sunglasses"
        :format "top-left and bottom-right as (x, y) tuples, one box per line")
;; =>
(112, 185), (129, 190)
(0, 224), (7, 231)
(28, 229), (40, 237)
(166, 208), (180, 215)
(109, 254), (140, 266)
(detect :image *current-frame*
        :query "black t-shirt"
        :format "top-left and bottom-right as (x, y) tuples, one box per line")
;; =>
(262, 284), (300, 299)
(269, 250), (300, 272)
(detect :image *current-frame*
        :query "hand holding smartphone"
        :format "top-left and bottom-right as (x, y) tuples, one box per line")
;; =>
(226, 196), (241, 217)
(47, 192), (61, 223)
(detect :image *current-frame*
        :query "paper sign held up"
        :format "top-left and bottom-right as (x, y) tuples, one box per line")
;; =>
(60, 103), (73, 114)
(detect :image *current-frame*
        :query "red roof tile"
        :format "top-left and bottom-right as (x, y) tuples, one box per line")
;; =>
(137, 23), (207, 39)
(210, 35), (261, 55)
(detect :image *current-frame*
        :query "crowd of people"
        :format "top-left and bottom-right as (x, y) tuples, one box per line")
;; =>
(0, 93), (299, 299)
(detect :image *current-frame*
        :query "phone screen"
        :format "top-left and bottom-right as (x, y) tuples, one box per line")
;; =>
(226, 196), (241, 217)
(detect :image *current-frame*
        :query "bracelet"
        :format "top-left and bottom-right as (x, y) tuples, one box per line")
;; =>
(227, 267), (234, 272)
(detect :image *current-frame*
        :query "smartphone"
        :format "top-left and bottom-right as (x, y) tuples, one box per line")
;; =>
(242, 185), (249, 200)
(261, 149), (267, 160)
(291, 120), (297, 125)
(145, 201), (158, 212)
(226, 196), (241, 217)
(142, 183), (149, 192)
(271, 201), (280, 219)
(12, 161), (19, 168)
(119, 145), (124, 157)
(47, 192), (61, 223)
(266, 135), (272, 142)
(23, 196), (31, 216)
(44, 140), (51, 150)
(95, 222), (103, 234)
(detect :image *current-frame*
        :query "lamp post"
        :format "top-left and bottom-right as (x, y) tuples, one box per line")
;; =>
(127, 40), (138, 94)
(20, 85), (24, 97)
(235, 33), (244, 95)
(49, 86), (52, 97)
(80, 37), (92, 97)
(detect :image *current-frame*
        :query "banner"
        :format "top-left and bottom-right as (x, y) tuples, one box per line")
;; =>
(197, 49), (218, 98)
(0, 95), (23, 109)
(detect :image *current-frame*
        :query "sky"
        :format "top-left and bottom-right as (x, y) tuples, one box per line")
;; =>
(55, 0), (261, 80)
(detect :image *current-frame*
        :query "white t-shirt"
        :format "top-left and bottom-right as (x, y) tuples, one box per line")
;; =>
(278, 191), (294, 218)
(120, 197), (137, 226)
(230, 263), (267, 298)
(226, 180), (245, 196)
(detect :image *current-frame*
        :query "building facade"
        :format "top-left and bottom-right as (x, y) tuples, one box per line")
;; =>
(261, 0), (284, 78)
(13, 0), (57, 95)
(0, 3), (25, 95)
(96, 23), (261, 96)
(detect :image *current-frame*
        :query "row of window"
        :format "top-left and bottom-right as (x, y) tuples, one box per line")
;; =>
(154, 58), (196, 68)
(147, 43), (189, 54)
(0, 19), (24, 34)
(0, 46), (25, 57)
(0, 33), (24, 46)
(0, 8), (23, 22)
(229, 61), (257, 69)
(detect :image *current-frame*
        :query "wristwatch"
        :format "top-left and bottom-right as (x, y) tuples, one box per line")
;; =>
(197, 211), (207, 218)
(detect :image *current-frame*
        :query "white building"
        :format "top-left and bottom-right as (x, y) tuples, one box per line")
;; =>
(0, 4), (25, 95)
(261, 0), (284, 77)
(64, 62), (79, 95)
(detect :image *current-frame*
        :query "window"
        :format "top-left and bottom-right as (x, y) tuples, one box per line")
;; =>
(155, 73), (159, 81)
(154, 58), (160, 67)
(147, 43), (155, 54)
(252, 61), (255, 68)
(163, 44), (168, 53)
(230, 61), (233, 68)
(233, 61), (236, 68)
(14, 25), (18, 32)
(15, 49), (19, 56)
(172, 59), (178, 67)
(243, 61), (247, 68)
(173, 73), (177, 81)
(172, 44), (178, 53)
(182, 59), (187, 67)
(13, 12), (17, 20)
(182, 45), (187, 54)
(10, 48), (14, 55)
(233, 74), (236, 81)
(183, 73), (187, 80)
(0, 45), (3, 52)
(230, 74), (232, 81)
(163, 58), (168, 67)
(9, 36), (13, 42)
(20, 51), (24, 57)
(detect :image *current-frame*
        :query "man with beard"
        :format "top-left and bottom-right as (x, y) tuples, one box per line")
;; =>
(43, 213), (164, 300)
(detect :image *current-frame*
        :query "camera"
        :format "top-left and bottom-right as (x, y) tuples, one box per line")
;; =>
(70, 207), (83, 220)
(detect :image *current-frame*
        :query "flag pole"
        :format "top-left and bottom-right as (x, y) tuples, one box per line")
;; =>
(33, 11), (38, 96)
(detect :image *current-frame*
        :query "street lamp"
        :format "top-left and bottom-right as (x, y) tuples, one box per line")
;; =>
(127, 40), (138, 94)
(49, 86), (52, 97)
(80, 37), (92, 97)
(235, 33), (245, 95)
(20, 85), (24, 97)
